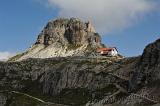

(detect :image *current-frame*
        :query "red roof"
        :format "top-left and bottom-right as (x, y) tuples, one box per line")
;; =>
(97, 48), (113, 52)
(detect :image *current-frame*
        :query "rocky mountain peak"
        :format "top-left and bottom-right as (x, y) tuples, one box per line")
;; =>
(10, 18), (105, 61)
(35, 18), (99, 46)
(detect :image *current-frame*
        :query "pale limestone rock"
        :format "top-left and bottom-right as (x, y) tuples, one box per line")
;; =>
(11, 18), (104, 61)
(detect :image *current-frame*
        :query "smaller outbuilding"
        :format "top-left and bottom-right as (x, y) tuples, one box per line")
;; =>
(97, 47), (118, 56)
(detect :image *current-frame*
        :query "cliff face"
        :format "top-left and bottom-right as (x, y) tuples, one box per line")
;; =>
(11, 18), (104, 61)
(131, 39), (160, 89)
(36, 18), (98, 46)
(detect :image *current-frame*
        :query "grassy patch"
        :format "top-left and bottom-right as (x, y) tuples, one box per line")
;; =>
(93, 84), (118, 101)
(19, 80), (49, 100)
(3, 92), (44, 106)
(53, 88), (91, 106)
(51, 85), (118, 106)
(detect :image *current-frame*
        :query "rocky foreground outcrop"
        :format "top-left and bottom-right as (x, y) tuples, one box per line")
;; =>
(131, 39), (160, 88)
(0, 38), (160, 106)
(0, 56), (137, 106)
(10, 18), (105, 61)
(129, 39), (160, 106)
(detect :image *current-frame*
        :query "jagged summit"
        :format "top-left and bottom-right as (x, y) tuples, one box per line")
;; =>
(36, 18), (98, 46)
(11, 18), (105, 61)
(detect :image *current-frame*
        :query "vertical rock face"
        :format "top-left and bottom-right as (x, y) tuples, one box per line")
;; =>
(11, 18), (104, 61)
(36, 18), (101, 46)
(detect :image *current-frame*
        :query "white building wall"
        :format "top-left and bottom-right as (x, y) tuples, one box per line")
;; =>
(108, 49), (118, 56)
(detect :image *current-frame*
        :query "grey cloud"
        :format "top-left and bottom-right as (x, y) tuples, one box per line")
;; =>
(46, 0), (156, 34)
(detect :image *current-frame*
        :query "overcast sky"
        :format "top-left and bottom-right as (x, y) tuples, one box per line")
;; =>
(0, 0), (160, 60)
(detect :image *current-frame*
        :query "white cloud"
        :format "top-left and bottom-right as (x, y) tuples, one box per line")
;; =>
(0, 52), (15, 61)
(46, 0), (156, 34)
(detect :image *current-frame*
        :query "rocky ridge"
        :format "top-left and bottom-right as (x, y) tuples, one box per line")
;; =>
(130, 38), (160, 90)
